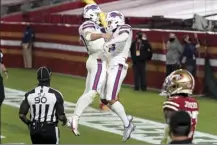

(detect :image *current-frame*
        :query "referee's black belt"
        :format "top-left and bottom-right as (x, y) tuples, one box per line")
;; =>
(31, 121), (57, 127)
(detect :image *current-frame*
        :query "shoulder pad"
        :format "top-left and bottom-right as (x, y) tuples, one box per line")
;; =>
(163, 99), (180, 111)
(119, 24), (132, 30)
(81, 21), (96, 30)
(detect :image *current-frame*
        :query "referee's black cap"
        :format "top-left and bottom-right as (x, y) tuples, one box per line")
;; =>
(37, 66), (52, 81)
(169, 110), (191, 136)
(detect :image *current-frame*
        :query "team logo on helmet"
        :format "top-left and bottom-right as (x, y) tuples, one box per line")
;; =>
(110, 12), (123, 19)
(85, 5), (99, 12)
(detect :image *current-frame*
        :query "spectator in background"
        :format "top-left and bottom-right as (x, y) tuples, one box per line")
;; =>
(181, 34), (200, 77)
(166, 33), (183, 76)
(169, 111), (192, 144)
(21, 24), (34, 69)
(130, 31), (153, 91)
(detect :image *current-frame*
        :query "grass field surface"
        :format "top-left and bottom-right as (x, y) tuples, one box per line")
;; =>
(1, 68), (217, 144)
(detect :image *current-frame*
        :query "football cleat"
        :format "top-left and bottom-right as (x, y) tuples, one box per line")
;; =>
(68, 116), (80, 136)
(122, 123), (136, 142)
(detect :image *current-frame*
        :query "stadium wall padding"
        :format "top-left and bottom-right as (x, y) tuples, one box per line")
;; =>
(1, 23), (217, 94)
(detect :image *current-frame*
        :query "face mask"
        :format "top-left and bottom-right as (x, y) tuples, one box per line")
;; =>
(169, 38), (175, 42)
(188, 38), (192, 42)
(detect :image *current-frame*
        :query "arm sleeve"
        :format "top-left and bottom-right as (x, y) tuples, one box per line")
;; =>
(81, 23), (97, 41)
(161, 124), (171, 144)
(107, 25), (131, 44)
(103, 32), (129, 53)
(163, 100), (179, 112)
(55, 92), (65, 116)
(22, 32), (26, 43)
(161, 105), (176, 144)
(182, 46), (187, 56)
(181, 46), (187, 63)
(147, 41), (153, 50)
(108, 32), (129, 44)
(177, 41), (184, 54)
(19, 93), (30, 115)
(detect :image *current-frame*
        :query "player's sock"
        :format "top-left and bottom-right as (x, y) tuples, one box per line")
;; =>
(110, 101), (130, 127)
(74, 90), (97, 117)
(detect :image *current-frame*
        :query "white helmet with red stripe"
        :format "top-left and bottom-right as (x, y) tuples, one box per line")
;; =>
(106, 11), (125, 32)
(83, 4), (101, 24)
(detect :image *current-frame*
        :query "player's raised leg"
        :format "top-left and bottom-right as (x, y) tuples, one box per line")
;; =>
(69, 59), (107, 135)
(106, 64), (135, 142)
(68, 63), (92, 136)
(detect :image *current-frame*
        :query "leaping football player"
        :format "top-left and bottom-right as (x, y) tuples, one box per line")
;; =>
(160, 69), (199, 144)
(101, 11), (135, 142)
(68, 4), (112, 136)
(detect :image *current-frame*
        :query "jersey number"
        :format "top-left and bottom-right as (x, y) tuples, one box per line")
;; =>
(108, 44), (116, 52)
(186, 110), (198, 138)
(35, 93), (47, 104)
(80, 35), (89, 51)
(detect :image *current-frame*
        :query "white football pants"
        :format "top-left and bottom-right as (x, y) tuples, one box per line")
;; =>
(102, 63), (128, 101)
(83, 57), (107, 95)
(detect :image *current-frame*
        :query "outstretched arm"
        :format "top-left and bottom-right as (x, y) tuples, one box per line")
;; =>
(107, 31), (129, 44)
(55, 92), (67, 126)
(19, 94), (30, 125)
(104, 32), (129, 53)
(161, 109), (175, 144)
(81, 23), (112, 41)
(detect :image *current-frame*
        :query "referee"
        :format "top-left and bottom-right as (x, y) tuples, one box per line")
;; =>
(19, 66), (67, 144)
(0, 50), (8, 106)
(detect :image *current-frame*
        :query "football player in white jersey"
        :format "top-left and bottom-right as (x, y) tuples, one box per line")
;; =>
(102, 11), (135, 142)
(68, 4), (112, 136)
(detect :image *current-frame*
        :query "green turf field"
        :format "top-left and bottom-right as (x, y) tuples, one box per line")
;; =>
(1, 68), (217, 144)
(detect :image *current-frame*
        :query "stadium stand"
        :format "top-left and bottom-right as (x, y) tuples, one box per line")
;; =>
(1, 0), (78, 16)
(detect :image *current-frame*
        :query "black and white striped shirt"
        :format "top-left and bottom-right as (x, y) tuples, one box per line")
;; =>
(20, 86), (65, 123)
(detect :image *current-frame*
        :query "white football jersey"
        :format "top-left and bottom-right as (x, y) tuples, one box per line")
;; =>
(79, 20), (105, 59)
(107, 24), (132, 65)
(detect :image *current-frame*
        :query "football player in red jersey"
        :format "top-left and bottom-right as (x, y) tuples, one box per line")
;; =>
(160, 69), (199, 144)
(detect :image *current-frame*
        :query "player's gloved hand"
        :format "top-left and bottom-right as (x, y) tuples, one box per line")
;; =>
(4, 70), (8, 79)
(62, 120), (67, 126)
